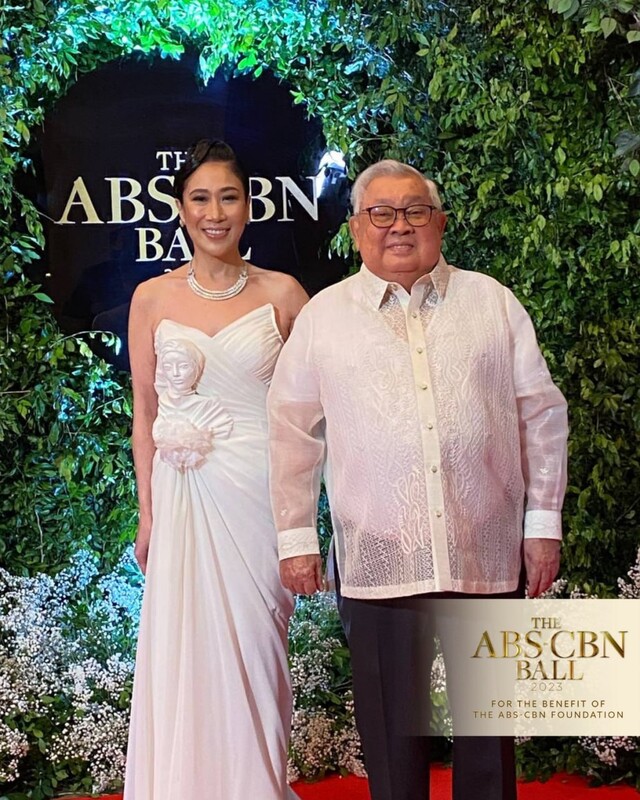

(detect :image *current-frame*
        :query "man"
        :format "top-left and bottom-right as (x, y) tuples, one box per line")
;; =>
(268, 160), (568, 800)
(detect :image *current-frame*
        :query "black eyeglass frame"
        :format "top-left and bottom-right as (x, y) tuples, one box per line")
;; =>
(356, 204), (439, 228)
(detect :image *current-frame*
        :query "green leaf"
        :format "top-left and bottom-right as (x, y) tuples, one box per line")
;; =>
(600, 17), (617, 38)
(34, 292), (54, 304)
(237, 52), (257, 70)
(629, 159), (640, 177)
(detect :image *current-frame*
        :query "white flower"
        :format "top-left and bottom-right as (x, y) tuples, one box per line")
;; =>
(153, 418), (214, 470)
(618, 547), (640, 599)
(578, 736), (638, 768)
(0, 551), (139, 792)
(0, 720), (29, 782)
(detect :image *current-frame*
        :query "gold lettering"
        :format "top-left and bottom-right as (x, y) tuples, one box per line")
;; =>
(578, 631), (599, 658)
(56, 177), (103, 224)
(502, 631), (522, 658)
(472, 631), (496, 658)
(550, 630), (575, 659)
(524, 630), (544, 659)
(602, 631), (626, 658)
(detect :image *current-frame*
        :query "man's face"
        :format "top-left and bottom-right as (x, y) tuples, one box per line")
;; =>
(349, 174), (446, 282)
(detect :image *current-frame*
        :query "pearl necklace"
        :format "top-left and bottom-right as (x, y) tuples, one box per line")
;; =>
(187, 260), (249, 301)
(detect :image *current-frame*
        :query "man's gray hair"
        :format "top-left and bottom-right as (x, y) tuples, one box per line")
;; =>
(350, 159), (443, 213)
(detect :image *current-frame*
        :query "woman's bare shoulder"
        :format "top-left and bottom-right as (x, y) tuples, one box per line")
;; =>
(132, 266), (188, 302)
(250, 266), (307, 299)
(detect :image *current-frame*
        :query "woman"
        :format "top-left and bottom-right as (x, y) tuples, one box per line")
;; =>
(124, 139), (308, 800)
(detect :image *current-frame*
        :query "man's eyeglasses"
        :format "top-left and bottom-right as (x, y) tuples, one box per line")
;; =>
(357, 204), (437, 228)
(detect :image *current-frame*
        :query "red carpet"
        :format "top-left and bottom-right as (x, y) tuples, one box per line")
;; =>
(74, 766), (638, 799)
(290, 769), (639, 799)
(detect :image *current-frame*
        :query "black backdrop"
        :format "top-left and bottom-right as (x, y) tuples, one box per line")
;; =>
(24, 55), (350, 369)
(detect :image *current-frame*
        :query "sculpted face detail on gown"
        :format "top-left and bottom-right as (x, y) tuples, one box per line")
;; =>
(158, 338), (204, 395)
(124, 305), (298, 800)
(151, 338), (233, 472)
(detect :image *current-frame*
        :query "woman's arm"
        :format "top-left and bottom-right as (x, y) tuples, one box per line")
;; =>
(285, 278), (310, 336)
(128, 281), (160, 574)
(271, 273), (309, 339)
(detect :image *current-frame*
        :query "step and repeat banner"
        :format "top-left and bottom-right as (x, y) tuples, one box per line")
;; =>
(24, 55), (349, 369)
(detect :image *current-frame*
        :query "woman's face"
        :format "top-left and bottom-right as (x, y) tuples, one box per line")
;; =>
(177, 161), (249, 262)
(161, 349), (200, 394)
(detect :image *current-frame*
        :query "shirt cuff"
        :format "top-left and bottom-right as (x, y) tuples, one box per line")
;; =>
(524, 509), (562, 540)
(278, 527), (321, 560)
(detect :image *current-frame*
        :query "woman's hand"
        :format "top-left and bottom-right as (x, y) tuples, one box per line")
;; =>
(134, 520), (152, 574)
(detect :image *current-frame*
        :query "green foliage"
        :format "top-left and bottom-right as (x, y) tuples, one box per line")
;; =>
(517, 736), (640, 790)
(548, 0), (640, 43)
(0, 259), (137, 574)
(548, 0), (640, 166)
(1, 0), (639, 792)
(415, 2), (640, 593)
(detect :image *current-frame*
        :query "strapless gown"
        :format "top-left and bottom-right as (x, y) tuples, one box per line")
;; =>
(124, 305), (297, 800)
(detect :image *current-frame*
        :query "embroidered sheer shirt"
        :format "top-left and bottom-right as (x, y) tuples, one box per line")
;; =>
(268, 258), (568, 598)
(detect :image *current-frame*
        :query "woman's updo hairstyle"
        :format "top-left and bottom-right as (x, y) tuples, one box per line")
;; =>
(173, 139), (250, 201)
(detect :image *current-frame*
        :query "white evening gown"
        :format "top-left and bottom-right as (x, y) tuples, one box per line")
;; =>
(124, 305), (298, 800)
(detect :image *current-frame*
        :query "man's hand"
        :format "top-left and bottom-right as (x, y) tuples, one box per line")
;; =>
(524, 538), (561, 597)
(280, 555), (323, 595)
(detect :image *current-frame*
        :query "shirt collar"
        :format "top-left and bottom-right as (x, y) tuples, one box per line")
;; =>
(358, 255), (451, 310)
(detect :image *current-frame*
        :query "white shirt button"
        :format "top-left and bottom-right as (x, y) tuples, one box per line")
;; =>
(416, 347), (424, 354)
(411, 311), (418, 319)
(420, 383), (428, 390)
(389, 283), (398, 291)
(426, 422), (434, 430)
(431, 465), (438, 473)
(435, 510), (443, 518)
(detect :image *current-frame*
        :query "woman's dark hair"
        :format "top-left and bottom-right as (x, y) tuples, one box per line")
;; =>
(174, 139), (250, 201)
